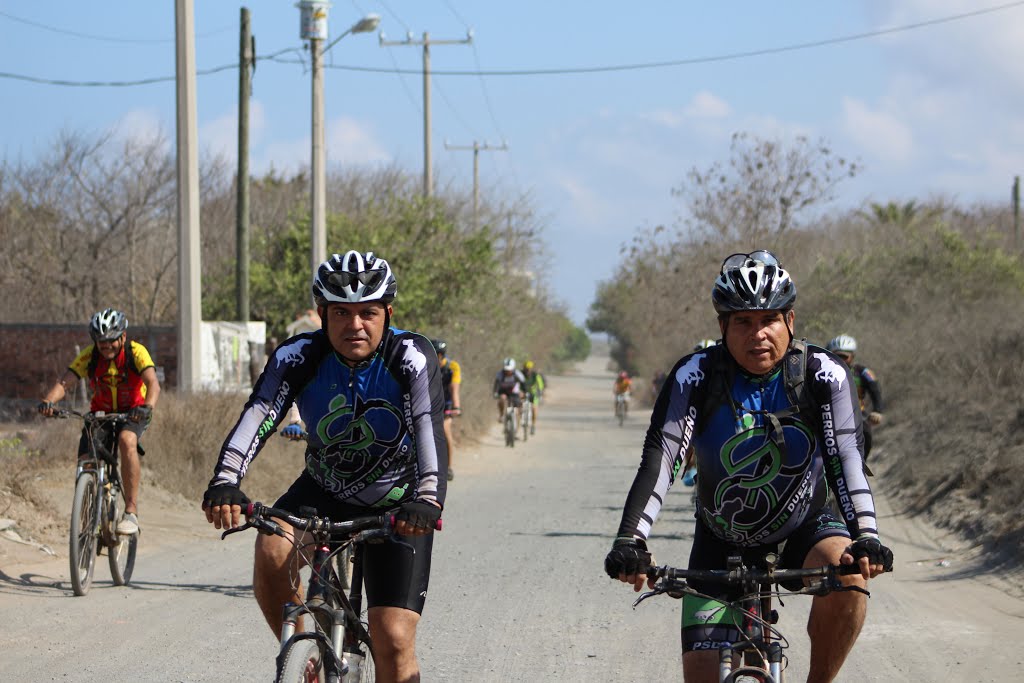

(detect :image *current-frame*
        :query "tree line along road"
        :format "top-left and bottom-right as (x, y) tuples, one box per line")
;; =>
(1, 351), (1022, 681)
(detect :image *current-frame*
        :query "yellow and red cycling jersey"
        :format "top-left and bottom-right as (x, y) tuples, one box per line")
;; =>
(613, 378), (633, 395)
(69, 341), (155, 413)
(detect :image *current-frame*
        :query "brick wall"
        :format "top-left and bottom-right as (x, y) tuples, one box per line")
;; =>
(0, 323), (178, 400)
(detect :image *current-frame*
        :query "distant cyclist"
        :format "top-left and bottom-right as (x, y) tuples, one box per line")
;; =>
(693, 338), (718, 352)
(522, 360), (545, 435)
(38, 308), (161, 535)
(433, 339), (462, 481)
(827, 334), (885, 460)
(612, 370), (632, 417)
(493, 358), (526, 424)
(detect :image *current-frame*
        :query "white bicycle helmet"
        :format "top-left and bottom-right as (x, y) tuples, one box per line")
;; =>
(827, 334), (858, 354)
(312, 251), (397, 306)
(712, 251), (796, 313)
(693, 338), (718, 351)
(502, 357), (516, 371)
(89, 308), (128, 342)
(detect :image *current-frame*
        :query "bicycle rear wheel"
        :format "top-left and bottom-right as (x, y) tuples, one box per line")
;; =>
(107, 485), (138, 586)
(343, 648), (375, 682)
(276, 639), (323, 683)
(69, 474), (99, 596)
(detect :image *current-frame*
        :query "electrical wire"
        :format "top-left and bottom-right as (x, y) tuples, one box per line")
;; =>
(1, 1), (1020, 86)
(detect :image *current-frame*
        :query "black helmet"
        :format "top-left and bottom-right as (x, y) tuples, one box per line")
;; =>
(89, 308), (128, 343)
(312, 251), (397, 307)
(432, 339), (447, 355)
(712, 250), (796, 313)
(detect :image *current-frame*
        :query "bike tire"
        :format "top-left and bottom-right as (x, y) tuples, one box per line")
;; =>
(69, 474), (99, 597)
(107, 486), (137, 586)
(521, 409), (530, 442)
(504, 413), (515, 448)
(275, 639), (323, 683)
(617, 402), (625, 427)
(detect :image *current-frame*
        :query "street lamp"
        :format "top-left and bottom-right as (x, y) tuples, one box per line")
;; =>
(297, 2), (380, 277)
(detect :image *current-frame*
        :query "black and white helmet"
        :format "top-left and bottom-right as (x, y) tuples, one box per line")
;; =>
(712, 250), (796, 314)
(827, 334), (857, 354)
(89, 308), (128, 342)
(312, 251), (397, 306)
(502, 357), (516, 371)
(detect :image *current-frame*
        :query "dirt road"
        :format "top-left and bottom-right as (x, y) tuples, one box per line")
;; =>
(2, 352), (1022, 681)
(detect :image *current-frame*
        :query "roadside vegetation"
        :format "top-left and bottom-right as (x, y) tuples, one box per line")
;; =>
(589, 132), (1024, 566)
(0, 128), (588, 549)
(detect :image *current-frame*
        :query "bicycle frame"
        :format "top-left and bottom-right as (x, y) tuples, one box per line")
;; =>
(636, 554), (869, 683)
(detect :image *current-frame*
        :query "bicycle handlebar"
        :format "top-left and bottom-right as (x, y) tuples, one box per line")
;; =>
(647, 561), (864, 583)
(224, 502), (442, 541)
(50, 408), (129, 423)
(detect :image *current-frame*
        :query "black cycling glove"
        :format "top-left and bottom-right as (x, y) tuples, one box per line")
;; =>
(395, 500), (442, 530)
(203, 484), (250, 510)
(604, 537), (652, 579)
(37, 401), (55, 415)
(847, 536), (894, 572)
(128, 405), (153, 423)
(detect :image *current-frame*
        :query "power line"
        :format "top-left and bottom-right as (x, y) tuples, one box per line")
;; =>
(0, 9), (231, 44)
(2, 1), (1020, 87)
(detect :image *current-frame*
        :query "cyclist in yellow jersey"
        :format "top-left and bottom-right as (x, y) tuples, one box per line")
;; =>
(38, 308), (161, 535)
(432, 339), (461, 481)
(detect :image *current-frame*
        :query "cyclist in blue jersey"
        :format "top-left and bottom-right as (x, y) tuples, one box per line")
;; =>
(604, 250), (893, 683)
(203, 250), (446, 683)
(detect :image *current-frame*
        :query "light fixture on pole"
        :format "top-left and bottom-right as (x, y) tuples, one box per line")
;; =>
(296, 2), (380, 278)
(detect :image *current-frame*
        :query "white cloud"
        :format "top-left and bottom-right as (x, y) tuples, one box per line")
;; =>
(840, 97), (913, 163)
(685, 91), (732, 119)
(112, 109), (166, 147)
(199, 102), (268, 164)
(325, 117), (390, 166)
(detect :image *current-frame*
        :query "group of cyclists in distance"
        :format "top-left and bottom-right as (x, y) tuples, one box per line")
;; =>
(36, 246), (891, 682)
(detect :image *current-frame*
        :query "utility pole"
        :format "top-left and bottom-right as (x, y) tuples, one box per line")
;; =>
(444, 140), (507, 229)
(1013, 175), (1020, 250)
(175, 0), (202, 393)
(236, 7), (254, 322)
(380, 30), (472, 198)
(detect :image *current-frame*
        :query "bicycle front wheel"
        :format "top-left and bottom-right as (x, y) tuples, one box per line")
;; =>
(107, 486), (138, 586)
(69, 474), (99, 596)
(521, 408), (530, 442)
(275, 639), (323, 683)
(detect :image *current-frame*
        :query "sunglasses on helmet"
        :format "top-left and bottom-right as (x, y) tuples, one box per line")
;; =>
(326, 269), (385, 291)
(720, 250), (781, 273)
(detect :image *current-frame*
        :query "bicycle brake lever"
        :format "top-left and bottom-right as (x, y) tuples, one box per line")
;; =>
(632, 586), (667, 608)
(220, 521), (255, 540)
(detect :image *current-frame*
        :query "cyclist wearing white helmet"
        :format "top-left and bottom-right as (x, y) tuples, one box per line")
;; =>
(38, 308), (161, 535)
(606, 250), (892, 682)
(204, 250), (447, 681)
(493, 357), (526, 423)
(827, 334), (885, 460)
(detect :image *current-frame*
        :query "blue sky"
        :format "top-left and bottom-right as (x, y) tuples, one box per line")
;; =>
(3, 1), (1023, 324)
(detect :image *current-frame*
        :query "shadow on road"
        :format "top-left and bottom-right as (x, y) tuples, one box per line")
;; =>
(0, 567), (254, 599)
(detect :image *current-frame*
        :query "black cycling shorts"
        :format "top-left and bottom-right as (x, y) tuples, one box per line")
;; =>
(680, 507), (850, 653)
(274, 472), (434, 614)
(78, 417), (147, 458)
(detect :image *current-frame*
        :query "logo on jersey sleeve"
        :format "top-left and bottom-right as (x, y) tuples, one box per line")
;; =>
(675, 354), (706, 389)
(277, 338), (313, 368)
(399, 339), (427, 378)
(812, 353), (846, 388)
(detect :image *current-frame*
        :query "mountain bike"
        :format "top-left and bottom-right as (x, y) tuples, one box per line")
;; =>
(634, 553), (872, 682)
(521, 392), (533, 442)
(614, 392), (629, 426)
(503, 398), (518, 448)
(49, 409), (139, 596)
(224, 502), (438, 682)
(279, 428), (356, 590)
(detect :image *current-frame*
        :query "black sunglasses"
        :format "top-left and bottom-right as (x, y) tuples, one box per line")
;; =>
(327, 269), (384, 291)
(720, 250), (781, 273)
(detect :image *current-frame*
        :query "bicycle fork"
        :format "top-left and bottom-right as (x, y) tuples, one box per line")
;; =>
(279, 543), (348, 681)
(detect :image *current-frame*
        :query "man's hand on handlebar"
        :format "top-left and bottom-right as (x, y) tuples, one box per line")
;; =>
(841, 536), (894, 579)
(202, 484), (251, 530)
(394, 499), (442, 536)
(604, 537), (655, 592)
(37, 401), (57, 417)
